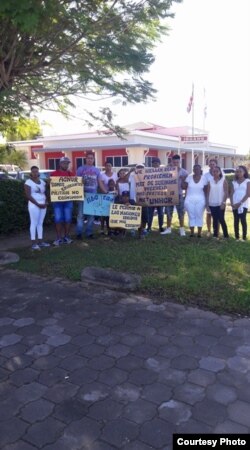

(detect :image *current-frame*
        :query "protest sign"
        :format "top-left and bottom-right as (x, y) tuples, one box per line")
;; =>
(134, 166), (178, 206)
(109, 204), (142, 229)
(83, 193), (115, 216)
(50, 176), (83, 202)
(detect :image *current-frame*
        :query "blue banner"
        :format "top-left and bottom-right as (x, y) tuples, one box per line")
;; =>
(83, 193), (115, 216)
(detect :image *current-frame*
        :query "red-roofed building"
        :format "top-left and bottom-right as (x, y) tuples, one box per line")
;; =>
(9, 122), (240, 172)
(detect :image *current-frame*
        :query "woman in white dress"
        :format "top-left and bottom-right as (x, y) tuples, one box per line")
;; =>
(24, 166), (50, 250)
(230, 166), (250, 241)
(182, 164), (207, 237)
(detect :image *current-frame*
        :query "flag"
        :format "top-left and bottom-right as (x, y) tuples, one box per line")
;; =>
(187, 84), (194, 113)
(203, 87), (207, 119)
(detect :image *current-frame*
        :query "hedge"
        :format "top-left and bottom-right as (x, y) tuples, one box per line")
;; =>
(0, 180), (80, 234)
(0, 180), (54, 234)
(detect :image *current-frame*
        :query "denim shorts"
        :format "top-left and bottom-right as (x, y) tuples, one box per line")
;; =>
(53, 201), (73, 224)
(165, 195), (185, 220)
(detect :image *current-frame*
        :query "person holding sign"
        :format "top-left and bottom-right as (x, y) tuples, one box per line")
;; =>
(101, 178), (117, 235)
(147, 157), (165, 233)
(161, 154), (188, 236)
(50, 156), (75, 245)
(76, 151), (107, 239)
(129, 163), (149, 238)
(111, 190), (137, 236)
(24, 166), (50, 250)
(116, 168), (131, 199)
(100, 162), (118, 235)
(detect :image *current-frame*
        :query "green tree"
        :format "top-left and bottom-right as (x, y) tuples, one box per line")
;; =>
(0, 0), (182, 127)
(0, 116), (42, 141)
(0, 144), (27, 168)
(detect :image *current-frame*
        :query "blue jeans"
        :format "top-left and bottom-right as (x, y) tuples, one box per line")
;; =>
(76, 201), (95, 237)
(165, 195), (185, 221)
(53, 201), (73, 224)
(147, 206), (163, 230)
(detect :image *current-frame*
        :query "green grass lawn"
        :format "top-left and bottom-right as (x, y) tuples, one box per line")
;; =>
(9, 210), (250, 316)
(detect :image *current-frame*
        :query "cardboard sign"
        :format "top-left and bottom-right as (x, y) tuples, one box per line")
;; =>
(134, 166), (179, 206)
(109, 204), (142, 229)
(83, 193), (115, 216)
(50, 176), (83, 202)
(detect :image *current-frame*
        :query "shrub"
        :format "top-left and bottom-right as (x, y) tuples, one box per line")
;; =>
(0, 180), (79, 234)
(0, 180), (54, 234)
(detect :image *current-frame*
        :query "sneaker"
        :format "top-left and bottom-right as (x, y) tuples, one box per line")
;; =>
(31, 244), (41, 251)
(159, 227), (165, 233)
(179, 228), (186, 237)
(161, 227), (171, 235)
(63, 236), (73, 244)
(53, 239), (63, 246)
(39, 242), (50, 248)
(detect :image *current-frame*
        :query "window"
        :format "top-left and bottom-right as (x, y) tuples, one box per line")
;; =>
(145, 156), (153, 167)
(76, 157), (86, 168)
(48, 158), (60, 170)
(181, 158), (186, 169)
(105, 156), (128, 167)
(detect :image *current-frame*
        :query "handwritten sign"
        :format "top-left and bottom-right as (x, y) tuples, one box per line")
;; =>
(83, 193), (115, 216)
(50, 177), (83, 202)
(134, 166), (178, 206)
(109, 204), (142, 229)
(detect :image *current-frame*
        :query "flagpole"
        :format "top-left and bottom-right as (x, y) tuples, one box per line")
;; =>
(203, 87), (207, 132)
(192, 83), (194, 137)
(191, 83), (194, 168)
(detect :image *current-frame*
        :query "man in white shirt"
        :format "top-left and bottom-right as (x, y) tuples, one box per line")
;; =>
(161, 154), (188, 236)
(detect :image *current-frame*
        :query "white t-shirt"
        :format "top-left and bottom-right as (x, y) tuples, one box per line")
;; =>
(117, 181), (130, 196)
(100, 171), (118, 189)
(25, 179), (46, 205)
(232, 179), (250, 209)
(203, 171), (214, 184)
(185, 175), (207, 200)
(208, 178), (225, 206)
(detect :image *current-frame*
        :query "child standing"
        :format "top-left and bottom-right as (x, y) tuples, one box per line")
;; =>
(101, 179), (117, 235)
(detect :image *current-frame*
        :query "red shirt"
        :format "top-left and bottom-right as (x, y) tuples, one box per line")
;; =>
(50, 170), (75, 176)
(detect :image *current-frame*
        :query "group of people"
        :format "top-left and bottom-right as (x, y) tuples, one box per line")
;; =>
(182, 160), (250, 241)
(24, 152), (250, 250)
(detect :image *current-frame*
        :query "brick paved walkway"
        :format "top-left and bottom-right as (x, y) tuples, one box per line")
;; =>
(0, 269), (250, 449)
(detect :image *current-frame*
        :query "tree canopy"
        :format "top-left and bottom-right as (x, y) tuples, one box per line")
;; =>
(0, 116), (42, 141)
(0, 0), (182, 123)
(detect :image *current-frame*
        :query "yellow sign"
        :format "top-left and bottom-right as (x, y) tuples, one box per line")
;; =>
(134, 166), (178, 206)
(109, 204), (142, 229)
(50, 176), (83, 202)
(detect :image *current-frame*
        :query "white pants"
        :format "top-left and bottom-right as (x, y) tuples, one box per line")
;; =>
(184, 196), (205, 227)
(28, 203), (47, 240)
